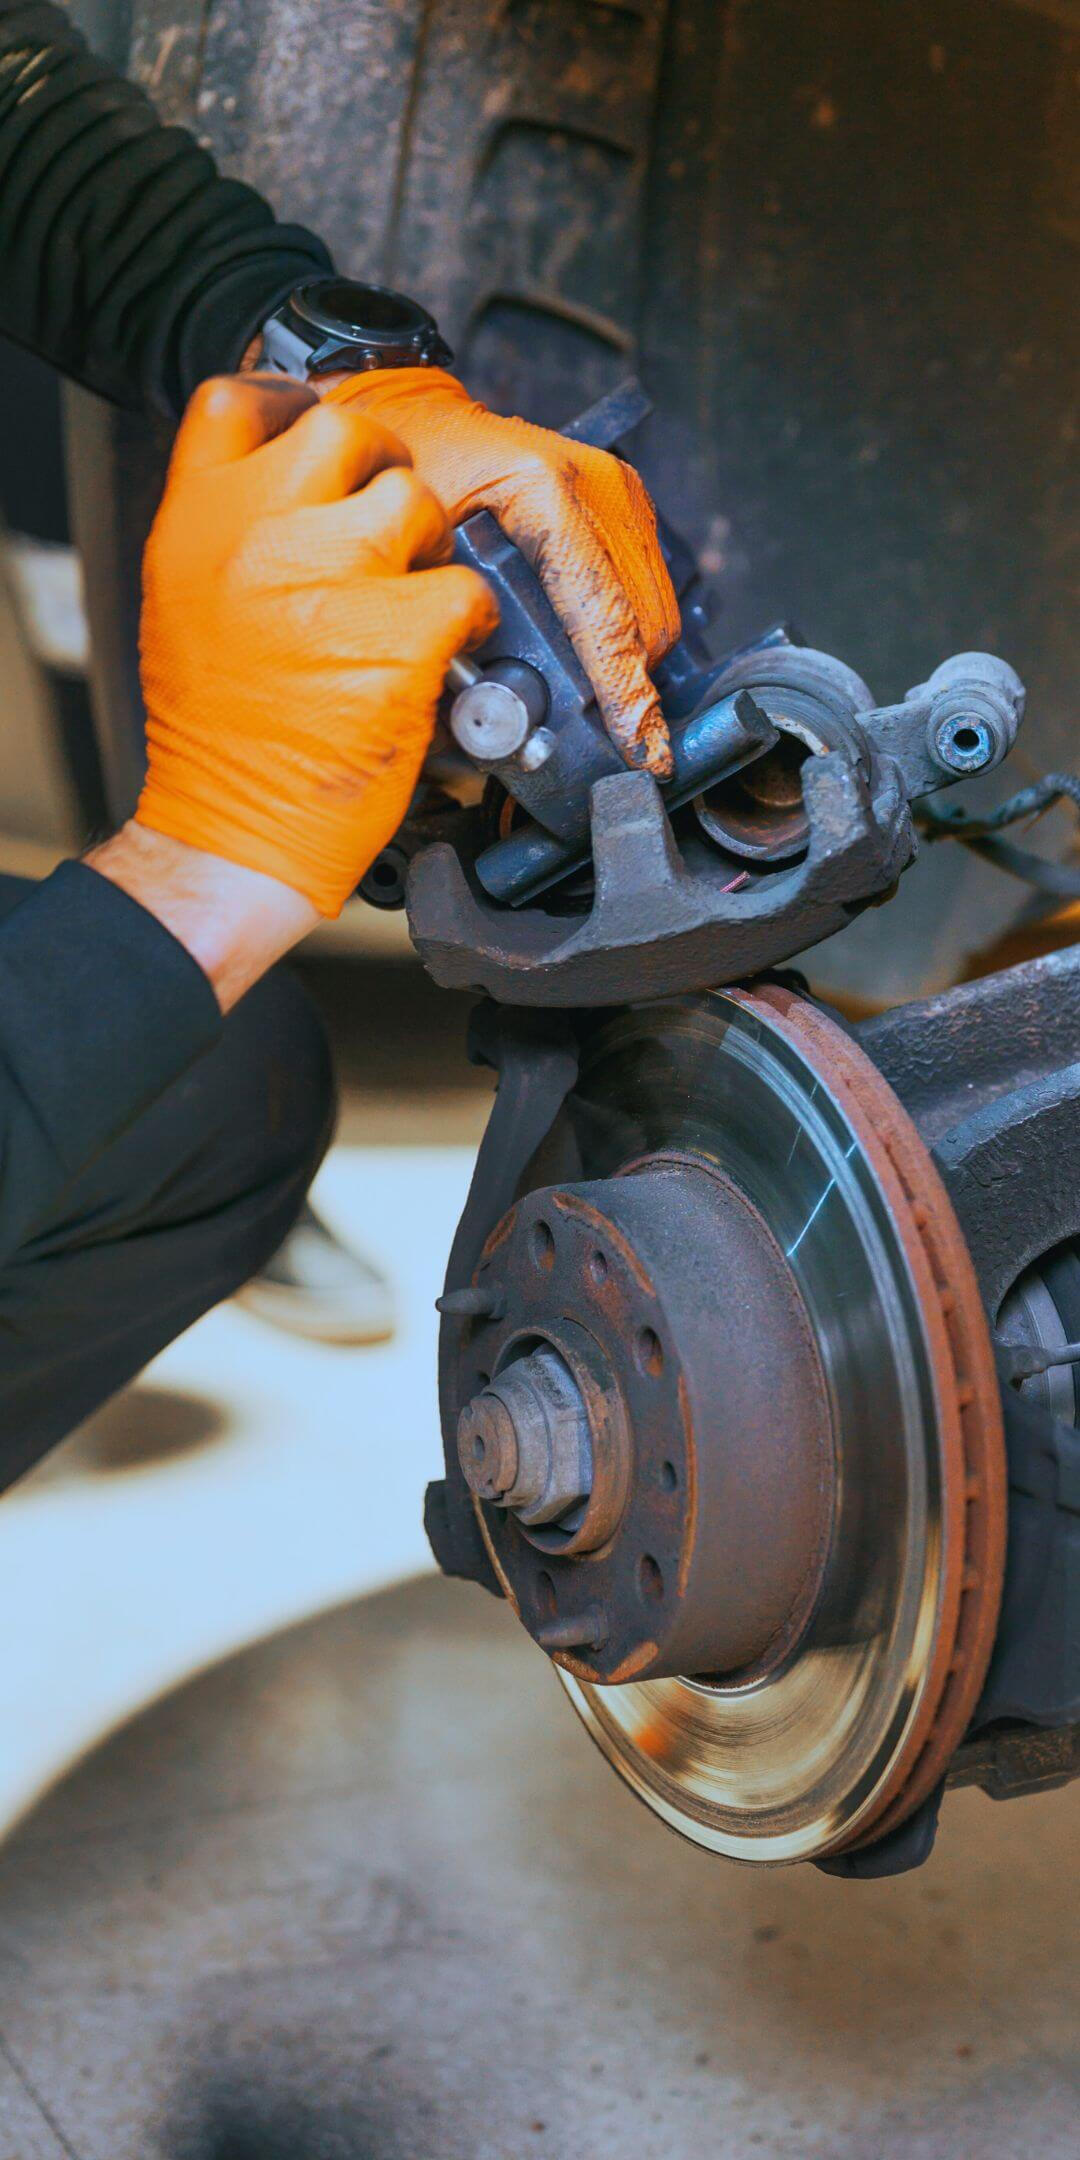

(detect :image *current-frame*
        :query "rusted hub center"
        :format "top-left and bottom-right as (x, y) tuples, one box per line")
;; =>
(457, 1343), (593, 1526)
(457, 1391), (520, 1503)
(452, 1154), (835, 1685)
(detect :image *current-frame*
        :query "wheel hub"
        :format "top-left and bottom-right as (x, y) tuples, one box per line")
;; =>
(456, 1153), (834, 1681)
(446, 987), (1006, 1863)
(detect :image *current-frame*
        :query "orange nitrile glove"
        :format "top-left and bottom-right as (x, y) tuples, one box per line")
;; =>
(135, 375), (498, 915)
(322, 368), (681, 778)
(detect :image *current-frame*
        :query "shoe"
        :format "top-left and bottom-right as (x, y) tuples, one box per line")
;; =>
(236, 1201), (396, 1345)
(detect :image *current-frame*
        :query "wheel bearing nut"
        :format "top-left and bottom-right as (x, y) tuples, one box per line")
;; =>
(456, 1344), (593, 1527)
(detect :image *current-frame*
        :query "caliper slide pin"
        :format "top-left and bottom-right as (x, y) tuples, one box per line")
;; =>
(475, 689), (777, 906)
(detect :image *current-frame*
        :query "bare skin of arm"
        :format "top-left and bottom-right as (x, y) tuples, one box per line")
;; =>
(86, 825), (318, 1014)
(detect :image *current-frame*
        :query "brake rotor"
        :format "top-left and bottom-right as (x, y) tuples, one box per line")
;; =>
(528, 985), (1007, 1865)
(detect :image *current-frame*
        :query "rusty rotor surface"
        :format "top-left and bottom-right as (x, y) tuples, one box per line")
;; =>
(532, 986), (1008, 1865)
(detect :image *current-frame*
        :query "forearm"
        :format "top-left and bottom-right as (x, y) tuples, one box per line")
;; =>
(0, 1), (332, 416)
(86, 825), (319, 1014)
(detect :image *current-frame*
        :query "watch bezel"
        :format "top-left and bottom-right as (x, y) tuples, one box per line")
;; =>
(260, 277), (453, 379)
(290, 278), (435, 345)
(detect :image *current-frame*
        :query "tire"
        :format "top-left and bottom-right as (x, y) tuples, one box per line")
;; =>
(73, 0), (1079, 1001)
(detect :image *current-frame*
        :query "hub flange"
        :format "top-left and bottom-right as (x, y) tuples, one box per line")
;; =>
(454, 1156), (835, 1682)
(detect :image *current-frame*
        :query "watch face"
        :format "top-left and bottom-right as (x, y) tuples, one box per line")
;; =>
(291, 279), (432, 344)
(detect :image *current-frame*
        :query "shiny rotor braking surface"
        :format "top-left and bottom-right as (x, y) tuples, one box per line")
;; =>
(553, 986), (1005, 1865)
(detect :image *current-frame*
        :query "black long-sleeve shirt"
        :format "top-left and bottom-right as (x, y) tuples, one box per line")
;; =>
(0, 1), (331, 415)
(0, 3), (333, 1251)
(0, 864), (222, 1257)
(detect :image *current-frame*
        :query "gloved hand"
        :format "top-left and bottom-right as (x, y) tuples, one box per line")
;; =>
(135, 375), (497, 916)
(322, 368), (680, 778)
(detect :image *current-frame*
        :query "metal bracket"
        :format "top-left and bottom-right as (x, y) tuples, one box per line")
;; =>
(407, 749), (917, 1006)
(971, 1379), (1080, 1730)
(426, 1005), (581, 1590)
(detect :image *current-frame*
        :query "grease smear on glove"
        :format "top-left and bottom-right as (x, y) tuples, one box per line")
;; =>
(136, 375), (497, 915)
(324, 368), (680, 778)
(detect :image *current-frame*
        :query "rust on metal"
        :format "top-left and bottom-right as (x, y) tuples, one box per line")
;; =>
(735, 982), (1008, 1851)
(458, 1153), (834, 1688)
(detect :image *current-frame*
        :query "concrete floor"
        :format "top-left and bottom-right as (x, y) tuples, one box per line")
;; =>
(0, 1574), (1076, 2160)
(0, 1144), (474, 1831)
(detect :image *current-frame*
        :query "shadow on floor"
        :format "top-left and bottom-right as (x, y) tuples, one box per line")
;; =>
(30, 1385), (229, 1484)
(0, 1575), (1075, 2160)
(161, 2077), (407, 2160)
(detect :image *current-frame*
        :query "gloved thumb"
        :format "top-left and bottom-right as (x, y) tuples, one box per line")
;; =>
(413, 562), (501, 662)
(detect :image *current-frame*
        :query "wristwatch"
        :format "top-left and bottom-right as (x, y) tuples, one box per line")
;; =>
(256, 275), (453, 381)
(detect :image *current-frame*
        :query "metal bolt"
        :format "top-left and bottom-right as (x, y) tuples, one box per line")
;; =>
(450, 675), (534, 762)
(457, 1393), (520, 1503)
(436, 1283), (506, 1321)
(536, 1606), (607, 1654)
(446, 656), (483, 698)
(358, 843), (409, 909)
(930, 711), (996, 775)
(447, 656), (551, 767)
(517, 725), (557, 773)
(456, 1344), (593, 1525)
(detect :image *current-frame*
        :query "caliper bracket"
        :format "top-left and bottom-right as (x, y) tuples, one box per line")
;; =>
(407, 747), (916, 1006)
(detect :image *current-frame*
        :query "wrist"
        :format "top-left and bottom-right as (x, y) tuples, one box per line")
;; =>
(85, 823), (319, 1014)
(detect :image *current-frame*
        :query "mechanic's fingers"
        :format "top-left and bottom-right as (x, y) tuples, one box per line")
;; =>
(169, 375), (317, 478)
(405, 562), (501, 662)
(347, 466), (454, 571)
(597, 458), (682, 668)
(169, 380), (414, 525)
(501, 476), (674, 778)
(593, 639), (673, 779)
(281, 563), (498, 674)
(235, 469), (454, 589)
(239, 402), (415, 515)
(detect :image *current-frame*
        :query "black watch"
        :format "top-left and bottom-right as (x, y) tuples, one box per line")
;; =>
(257, 276), (453, 381)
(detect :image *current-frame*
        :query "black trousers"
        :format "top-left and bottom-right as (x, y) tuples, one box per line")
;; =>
(0, 875), (335, 1495)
